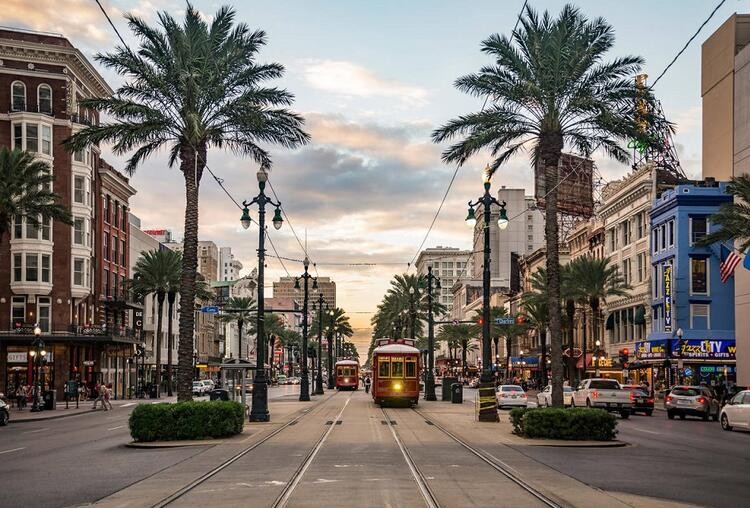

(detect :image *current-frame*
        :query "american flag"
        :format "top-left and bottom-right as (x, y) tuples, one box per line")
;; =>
(720, 247), (742, 283)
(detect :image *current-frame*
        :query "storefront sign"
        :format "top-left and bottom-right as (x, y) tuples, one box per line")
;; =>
(8, 352), (27, 363)
(636, 340), (669, 360)
(133, 309), (143, 332)
(673, 339), (736, 360)
(698, 365), (736, 374)
(83, 360), (95, 366)
(664, 265), (673, 333)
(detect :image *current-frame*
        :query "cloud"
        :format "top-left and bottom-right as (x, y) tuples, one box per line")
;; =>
(302, 59), (429, 104)
(0, 0), (118, 45)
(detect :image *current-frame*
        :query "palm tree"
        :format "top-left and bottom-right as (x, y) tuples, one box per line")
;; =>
(701, 175), (750, 251)
(218, 296), (257, 361)
(128, 249), (181, 396)
(521, 298), (549, 385)
(568, 256), (630, 380)
(0, 147), (72, 244)
(438, 324), (476, 373)
(66, 4), (309, 401)
(432, 4), (654, 406)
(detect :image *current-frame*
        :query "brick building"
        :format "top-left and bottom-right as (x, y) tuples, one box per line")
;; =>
(0, 28), (138, 400)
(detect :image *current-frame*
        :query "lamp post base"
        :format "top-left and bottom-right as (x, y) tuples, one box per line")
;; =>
(476, 382), (499, 422)
(314, 375), (324, 395)
(424, 373), (437, 401)
(249, 378), (270, 422)
(299, 371), (311, 402)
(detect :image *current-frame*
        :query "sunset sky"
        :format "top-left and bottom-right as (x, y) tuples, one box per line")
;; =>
(2, 0), (726, 356)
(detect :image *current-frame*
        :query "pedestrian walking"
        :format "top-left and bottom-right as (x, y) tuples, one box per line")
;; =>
(16, 385), (26, 410)
(92, 382), (104, 409)
(364, 375), (371, 394)
(103, 383), (113, 410)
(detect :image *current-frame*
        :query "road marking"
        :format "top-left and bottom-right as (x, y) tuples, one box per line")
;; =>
(630, 427), (660, 435)
(121, 402), (136, 407)
(0, 447), (25, 455)
(107, 425), (125, 431)
(23, 427), (49, 434)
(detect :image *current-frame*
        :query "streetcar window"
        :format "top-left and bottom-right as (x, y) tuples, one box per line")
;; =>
(391, 361), (404, 378)
(378, 359), (390, 378)
(405, 360), (416, 378)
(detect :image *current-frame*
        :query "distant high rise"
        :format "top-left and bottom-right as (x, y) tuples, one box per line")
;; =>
(198, 241), (219, 282)
(274, 276), (336, 308)
(219, 246), (243, 281)
(415, 247), (472, 315)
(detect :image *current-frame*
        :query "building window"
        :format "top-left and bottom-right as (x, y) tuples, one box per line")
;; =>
(660, 225), (666, 252)
(41, 216), (50, 241)
(26, 218), (39, 239)
(74, 175), (85, 204)
(690, 217), (707, 245)
(41, 254), (50, 283)
(636, 213), (644, 239)
(121, 205), (127, 228)
(85, 259), (91, 288)
(527, 224), (533, 231)
(37, 297), (50, 332)
(112, 235), (118, 263)
(609, 229), (617, 252)
(636, 253), (645, 283)
(114, 200), (120, 228)
(11, 297), (25, 327)
(120, 240), (125, 266)
(690, 304), (710, 329)
(105, 196), (111, 223)
(103, 234), (109, 261)
(622, 258), (631, 285)
(622, 220), (631, 245)
(41, 125), (51, 155)
(12, 253), (22, 282)
(667, 220), (674, 248)
(73, 217), (84, 245)
(73, 258), (84, 286)
(26, 253), (38, 281)
(38, 84), (52, 114)
(103, 268), (109, 295)
(13, 123), (22, 150)
(26, 124), (38, 153)
(690, 258), (708, 295)
(528, 244), (533, 251)
(11, 81), (26, 111)
(652, 229), (658, 253)
(74, 150), (85, 163)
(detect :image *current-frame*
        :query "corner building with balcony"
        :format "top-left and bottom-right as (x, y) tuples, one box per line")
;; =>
(0, 29), (136, 400)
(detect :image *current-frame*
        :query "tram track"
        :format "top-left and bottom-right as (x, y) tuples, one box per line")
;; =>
(411, 407), (561, 508)
(151, 391), (347, 508)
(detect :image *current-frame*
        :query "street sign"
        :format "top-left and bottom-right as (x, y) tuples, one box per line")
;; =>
(495, 317), (515, 325)
(201, 306), (220, 314)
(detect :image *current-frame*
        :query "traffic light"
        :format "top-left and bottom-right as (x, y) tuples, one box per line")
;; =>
(477, 317), (484, 326)
(619, 348), (629, 369)
(516, 315), (526, 325)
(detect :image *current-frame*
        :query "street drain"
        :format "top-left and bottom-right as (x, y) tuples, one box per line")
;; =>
(425, 421), (434, 425)
(335, 421), (342, 425)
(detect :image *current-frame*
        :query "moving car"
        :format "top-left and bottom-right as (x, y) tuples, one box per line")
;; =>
(665, 385), (720, 421)
(720, 390), (750, 431)
(572, 378), (633, 418)
(496, 385), (528, 409)
(621, 385), (655, 416)
(536, 385), (573, 407)
(0, 393), (9, 426)
(192, 381), (208, 396)
(201, 380), (214, 392)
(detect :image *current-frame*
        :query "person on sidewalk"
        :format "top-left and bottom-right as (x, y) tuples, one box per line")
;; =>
(16, 385), (26, 410)
(364, 375), (371, 394)
(92, 383), (104, 410)
(103, 383), (113, 411)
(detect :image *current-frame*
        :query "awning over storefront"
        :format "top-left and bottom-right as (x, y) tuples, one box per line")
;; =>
(637, 338), (736, 361)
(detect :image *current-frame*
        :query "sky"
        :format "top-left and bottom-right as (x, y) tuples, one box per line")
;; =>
(1, 0), (741, 357)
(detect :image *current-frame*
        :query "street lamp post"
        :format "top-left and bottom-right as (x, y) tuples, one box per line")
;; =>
(30, 326), (46, 412)
(466, 178), (507, 422)
(594, 339), (602, 377)
(313, 292), (326, 395)
(675, 327), (684, 385)
(294, 257), (316, 402)
(240, 168), (284, 422)
(424, 266), (441, 401)
(327, 309), (335, 389)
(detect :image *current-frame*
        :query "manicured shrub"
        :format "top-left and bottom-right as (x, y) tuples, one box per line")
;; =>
(129, 400), (244, 442)
(508, 407), (617, 441)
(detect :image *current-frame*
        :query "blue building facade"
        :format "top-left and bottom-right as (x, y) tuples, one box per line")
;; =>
(638, 181), (736, 389)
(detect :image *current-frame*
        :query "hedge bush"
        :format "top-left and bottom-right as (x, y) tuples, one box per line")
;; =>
(129, 401), (244, 442)
(509, 407), (617, 441)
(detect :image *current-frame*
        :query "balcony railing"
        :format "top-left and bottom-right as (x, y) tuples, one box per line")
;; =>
(70, 113), (95, 126)
(0, 323), (137, 339)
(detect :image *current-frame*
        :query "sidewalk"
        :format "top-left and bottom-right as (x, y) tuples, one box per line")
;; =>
(8, 396), (178, 423)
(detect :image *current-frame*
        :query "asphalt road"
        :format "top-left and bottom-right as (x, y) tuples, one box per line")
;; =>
(502, 407), (750, 508)
(0, 385), (301, 508)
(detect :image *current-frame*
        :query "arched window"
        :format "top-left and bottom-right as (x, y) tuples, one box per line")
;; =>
(38, 84), (52, 114)
(11, 81), (26, 111)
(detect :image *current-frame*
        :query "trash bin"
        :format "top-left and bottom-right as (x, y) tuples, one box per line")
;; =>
(43, 390), (56, 410)
(149, 384), (158, 399)
(442, 377), (457, 401)
(210, 389), (229, 401)
(450, 383), (463, 404)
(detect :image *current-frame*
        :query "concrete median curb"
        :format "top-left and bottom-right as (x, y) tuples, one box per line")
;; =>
(9, 408), (98, 423)
(515, 438), (629, 447)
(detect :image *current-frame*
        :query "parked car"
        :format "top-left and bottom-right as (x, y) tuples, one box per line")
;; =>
(720, 390), (750, 431)
(276, 375), (287, 385)
(0, 393), (9, 426)
(201, 380), (215, 392)
(192, 381), (208, 396)
(621, 385), (655, 416)
(233, 379), (254, 396)
(572, 378), (633, 418)
(665, 385), (720, 421)
(536, 385), (573, 407)
(496, 385), (528, 409)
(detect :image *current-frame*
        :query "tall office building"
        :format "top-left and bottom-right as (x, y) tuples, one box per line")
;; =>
(415, 247), (472, 314)
(273, 276), (336, 308)
(219, 246), (243, 281)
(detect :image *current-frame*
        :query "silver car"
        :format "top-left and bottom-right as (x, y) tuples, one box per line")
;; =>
(537, 385), (573, 407)
(665, 385), (720, 421)
(496, 384), (528, 409)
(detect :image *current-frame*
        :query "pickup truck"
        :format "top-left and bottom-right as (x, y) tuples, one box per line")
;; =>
(572, 378), (633, 418)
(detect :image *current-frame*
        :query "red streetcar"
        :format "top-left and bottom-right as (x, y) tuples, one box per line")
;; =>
(371, 338), (420, 406)
(335, 359), (360, 390)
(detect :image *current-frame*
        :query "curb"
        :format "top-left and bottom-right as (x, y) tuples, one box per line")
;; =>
(517, 439), (629, 448)
(126, 438), (229, 448)
(9, 408), (98, 423)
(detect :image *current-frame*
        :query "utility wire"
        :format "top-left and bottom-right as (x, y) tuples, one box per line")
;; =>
(266, 178), (318, 276)
(266, 229), (291, 277)
(94, 0), (128, 48)
(651, 0), (726, 88)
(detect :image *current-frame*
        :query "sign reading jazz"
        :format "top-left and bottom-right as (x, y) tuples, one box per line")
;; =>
(636, 340), (669, 360)
(663, 265), (673, 333)
(673, 339), (736, 360)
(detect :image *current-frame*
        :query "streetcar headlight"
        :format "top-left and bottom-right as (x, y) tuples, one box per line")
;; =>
(344, 378), (350, 383)
(393, 382), (402, 391)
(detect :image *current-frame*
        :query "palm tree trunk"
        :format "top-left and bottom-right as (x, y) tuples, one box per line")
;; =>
(177, 143), (206, 402)
(542, 139), (564, 406)
(540, 329), (548, 387)
(238, 318), (243, 360)
(461, 344), (467, 376)
(506, 335), (512, 382)
(581, 308), (587, 383)
(167, 291), (176, 396)
(156, 291), (165, 397)
(566, 300), (576, 383)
